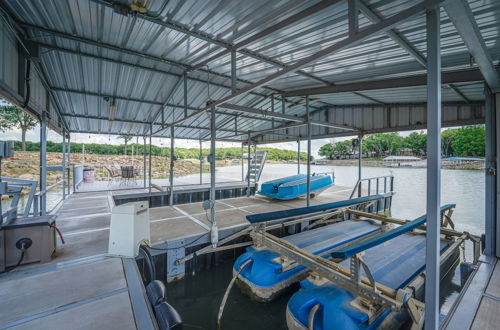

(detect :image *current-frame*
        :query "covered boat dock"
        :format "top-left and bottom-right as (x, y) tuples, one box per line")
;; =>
(1, 0), (500, 329)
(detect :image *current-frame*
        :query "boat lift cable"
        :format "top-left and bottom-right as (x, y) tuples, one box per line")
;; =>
(216, 259), (253, 329)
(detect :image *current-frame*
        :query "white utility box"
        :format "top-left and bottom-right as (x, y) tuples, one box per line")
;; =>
(108, 201), (150, 258)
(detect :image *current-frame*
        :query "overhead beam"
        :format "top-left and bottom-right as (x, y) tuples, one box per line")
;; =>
(192, 0), (343, 69)
(282, 68), (485, 96)
(358, 0), (427, 67)
(444, 0), (500, 92)
(448, 84), (470, 103)
(152, 1), (439, 135)
(218, 103), (357, 131)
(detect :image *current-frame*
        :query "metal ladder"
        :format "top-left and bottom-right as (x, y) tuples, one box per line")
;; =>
(246, 150), (267, 183)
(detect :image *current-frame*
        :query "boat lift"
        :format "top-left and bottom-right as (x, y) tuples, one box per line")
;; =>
(249, 205), (480, 329)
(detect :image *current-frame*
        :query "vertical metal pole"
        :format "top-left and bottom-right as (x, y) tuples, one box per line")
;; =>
(306, 96), (311, 208)
(62, 130), (66, 200)
(210, 104), (218, 247)
(199, 139), (203, 184)
(358, 134), (363, 197)
(241, 142), (244, 181)
(425, 7), (441, 330)
(143, 136), (147, 188)
(183, 72), (188, 118)
(231, 49), (237, 94)
(169, 126), (175, 205)
(348, 0), (359, 36)
(67, 133), (71, 195)
(271, 94), (275, 128)
(40, 112), (47, 216)
(485, 87), (496, 256)
(149, 126), (152, 194)
(247, 134), (251, 197)
(297, 139), (301, 174)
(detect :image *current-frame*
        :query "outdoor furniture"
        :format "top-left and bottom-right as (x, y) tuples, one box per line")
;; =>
(120, 165), (137, 185)
(105, 167), (121, 186)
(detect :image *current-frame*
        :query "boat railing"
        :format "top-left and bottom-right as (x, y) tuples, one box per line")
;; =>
(349, 174), (394, 199)
(33, 179), (66, 216)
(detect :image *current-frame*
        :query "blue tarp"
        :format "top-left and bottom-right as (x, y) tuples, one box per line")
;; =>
(246, 194), (386, 223)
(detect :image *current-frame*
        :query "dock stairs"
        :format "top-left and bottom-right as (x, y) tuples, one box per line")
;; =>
(246, 150), (267, 183)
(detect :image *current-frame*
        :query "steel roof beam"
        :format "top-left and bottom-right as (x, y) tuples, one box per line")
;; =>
(358, 0), (427, 68)
(447, 84), (470, 104)
(192, 0), (343, 69)
(444, 0), (500, 92)
(61, 113), (238, 133)
(51, 87), (282, 124)
(282, 68), (485, 96)
(218, 103), (356, 131)
(153, 1), (439, 135)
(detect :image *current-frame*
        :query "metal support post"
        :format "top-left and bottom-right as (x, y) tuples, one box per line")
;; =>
(485, 86), (496, 256)
(247, 133), (251, 197)
(209, 104), (218, 247)
(241, 142), (244, 181)
(67, 133), (71, 195)
(143, 136), (147, 188)
(62, 130), (66, 200)
(40, 111), (47, 216)
(169, 126), (175, 205)
(149, 126), (152, 194)
(200, 139), (203, 184)
(425, 7), (441, 330)
(231, 49), (237, 94)
(306, 96), (311, 209)
(358, 134), (363, 198)
(297, 139), (301, 174)
(183, 72), (188, 118)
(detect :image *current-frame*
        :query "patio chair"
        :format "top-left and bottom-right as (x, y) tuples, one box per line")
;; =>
(105, 166), (121, 186)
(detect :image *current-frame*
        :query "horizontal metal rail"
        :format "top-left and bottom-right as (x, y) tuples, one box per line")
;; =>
(350, 174), (394, 199)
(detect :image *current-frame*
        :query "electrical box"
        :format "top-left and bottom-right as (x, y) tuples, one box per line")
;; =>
(0, 216), (56, 272)
(0, 142), (14, 158)
(108, 201), (150, 258)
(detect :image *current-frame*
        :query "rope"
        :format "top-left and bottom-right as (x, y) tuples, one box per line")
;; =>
(216, 259), (253, 329)
(308, 304), (321, 330)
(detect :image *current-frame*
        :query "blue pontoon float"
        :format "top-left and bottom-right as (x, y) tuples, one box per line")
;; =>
(258, 173), (333, 200)
(234, 195), (392, 301)
(284, 205), (469, 330)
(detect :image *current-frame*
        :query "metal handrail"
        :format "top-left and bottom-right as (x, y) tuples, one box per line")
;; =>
(33, 179), (66, 215)
(349, 174), (394, 199)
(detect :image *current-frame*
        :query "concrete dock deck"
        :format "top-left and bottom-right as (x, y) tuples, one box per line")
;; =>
(0, 184), (355, 329)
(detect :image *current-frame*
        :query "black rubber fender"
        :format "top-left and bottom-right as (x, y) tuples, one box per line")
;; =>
(146, 281), (182, 330)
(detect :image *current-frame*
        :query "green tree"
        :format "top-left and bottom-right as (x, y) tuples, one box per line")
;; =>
(451, 126), (485, 157)
(1, 105), (37, 151)
(318, 143), (335, 159)
(441, 129), (458, 157)
(363, 133), (403, 157)
(118, 135), (133, 155)
(404, 132), (426, 156)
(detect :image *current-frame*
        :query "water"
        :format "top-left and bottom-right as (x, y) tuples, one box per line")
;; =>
(168, 164), (484, 329)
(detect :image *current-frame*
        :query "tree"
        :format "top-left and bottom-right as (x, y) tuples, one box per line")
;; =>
(1, 105), (37, 151)
(118, 135), (133, 155)
(441, 129), (458, 157)
(404, 132), (426, 156)
(451, 126), (485, 157)
(318, 143), (335, 159)
(363, 133), (403, 157)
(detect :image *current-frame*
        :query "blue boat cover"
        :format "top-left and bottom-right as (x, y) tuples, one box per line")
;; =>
(246, 194), (385, 223)
(330, 204), (456, 259)
(287, 230), (450, 329)
(234, 219), (381, 290)
(258, 174), (333, 200)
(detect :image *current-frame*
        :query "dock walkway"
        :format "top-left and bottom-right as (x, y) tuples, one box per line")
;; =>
(0, 184), (355, 329)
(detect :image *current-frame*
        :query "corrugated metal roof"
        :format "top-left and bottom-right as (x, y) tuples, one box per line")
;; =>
(1, 0), (496, 141)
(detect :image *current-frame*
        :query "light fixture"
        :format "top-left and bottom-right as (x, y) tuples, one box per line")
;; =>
(109, 103), (116, 122)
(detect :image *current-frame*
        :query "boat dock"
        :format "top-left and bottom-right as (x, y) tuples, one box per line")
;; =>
(0, 184), (358, 329)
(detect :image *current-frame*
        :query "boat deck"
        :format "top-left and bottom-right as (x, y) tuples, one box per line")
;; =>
(444, 256), (500, 329)
(0, 184), (355, 329)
